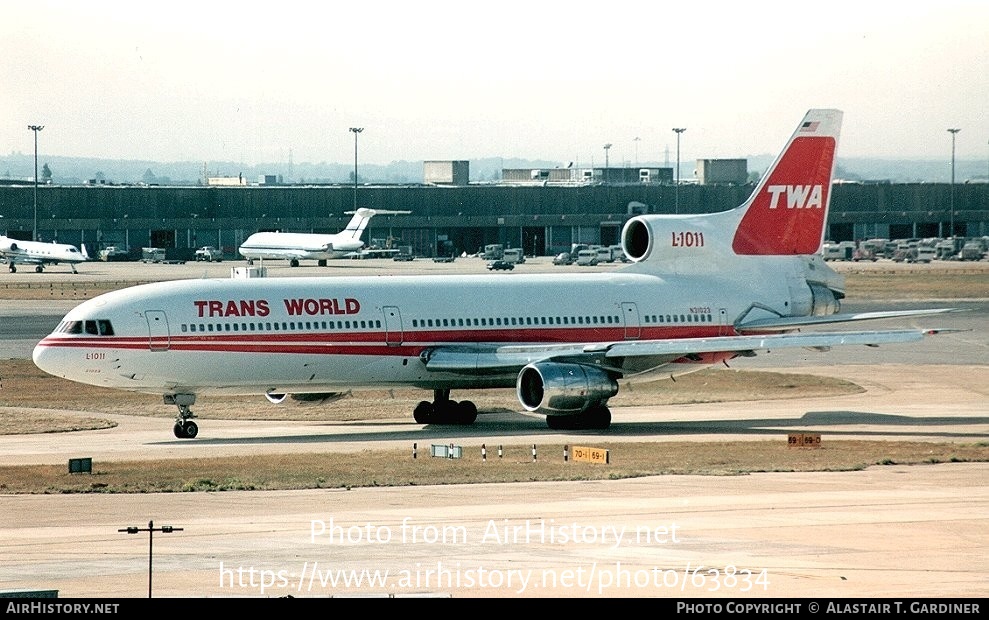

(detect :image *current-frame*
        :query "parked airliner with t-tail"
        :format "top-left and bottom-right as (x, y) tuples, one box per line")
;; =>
(34, 110), (955, 438)
(1, 235), (90, 273)
(238, 208), (410, 266)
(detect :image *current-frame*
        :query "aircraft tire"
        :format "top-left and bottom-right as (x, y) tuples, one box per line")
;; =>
(173, 420), (199, 439)
(413, 401), (433, 424)
(457, 400), (478, 425)
(546, 415), (575, 430)
(585, 405), (611, 430)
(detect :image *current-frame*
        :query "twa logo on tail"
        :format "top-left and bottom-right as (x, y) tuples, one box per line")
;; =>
(732, 109), (841, 255)
(766, 185), (824, 209)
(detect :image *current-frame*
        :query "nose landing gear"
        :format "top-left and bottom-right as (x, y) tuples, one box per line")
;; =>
(164, 393), (199, 438)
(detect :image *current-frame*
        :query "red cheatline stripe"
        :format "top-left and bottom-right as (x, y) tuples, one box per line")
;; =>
(36, 326), (728, 354)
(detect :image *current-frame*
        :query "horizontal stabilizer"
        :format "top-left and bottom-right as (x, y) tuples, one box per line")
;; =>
(737, 308), (962, 332)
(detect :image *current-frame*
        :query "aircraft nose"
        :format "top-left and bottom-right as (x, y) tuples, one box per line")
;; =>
(32, 340), (62, 377)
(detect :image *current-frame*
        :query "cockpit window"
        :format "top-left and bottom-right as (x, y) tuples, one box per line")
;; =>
(60, 319), (114, 335)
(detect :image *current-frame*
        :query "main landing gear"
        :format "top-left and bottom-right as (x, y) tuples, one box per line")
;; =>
(545, 404), (612, 430)
(413, 389), (478, 425)
(164, 393), (199, 438)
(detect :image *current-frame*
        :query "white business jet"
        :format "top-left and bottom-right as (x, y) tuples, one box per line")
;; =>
(0, 235), (90, 273)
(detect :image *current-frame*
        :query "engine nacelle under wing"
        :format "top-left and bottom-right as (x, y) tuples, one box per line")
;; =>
(516, 362), (618, 414)
(265, 392), (350, 405)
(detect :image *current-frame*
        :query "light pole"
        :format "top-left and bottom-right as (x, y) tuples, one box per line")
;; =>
(28, 125), (44, 241)
(947, 128), (960, 238)
(673, 127), (686, 214)
(603, 143), (612, 180)
(349, 127), (363, 212)
(119, 520), (183, 598)
(633, 137), (640, 168)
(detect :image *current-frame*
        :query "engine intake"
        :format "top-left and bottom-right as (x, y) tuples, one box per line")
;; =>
(516, 362), (618, 414)
(621, 218), (651, 262)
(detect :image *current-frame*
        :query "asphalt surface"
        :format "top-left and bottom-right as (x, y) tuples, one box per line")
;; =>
(0, 257), (987, 599)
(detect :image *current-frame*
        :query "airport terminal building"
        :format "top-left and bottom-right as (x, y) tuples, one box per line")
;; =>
(1, 173), (986, 260)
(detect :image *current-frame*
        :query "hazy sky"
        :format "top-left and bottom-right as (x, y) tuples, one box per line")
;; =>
(3, 1), (987, 166)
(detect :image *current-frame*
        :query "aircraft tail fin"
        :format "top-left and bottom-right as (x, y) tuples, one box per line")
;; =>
(340, 208), (411, 240)
(81, 244), (90, 260)
(731, 109), (842, 255)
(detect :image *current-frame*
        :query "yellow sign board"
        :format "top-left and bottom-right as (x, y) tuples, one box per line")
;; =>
(787, 433), (822, 448)
(571, 445), (610, 464)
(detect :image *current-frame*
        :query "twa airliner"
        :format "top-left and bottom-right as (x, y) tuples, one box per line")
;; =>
(34, 110), (954, 438)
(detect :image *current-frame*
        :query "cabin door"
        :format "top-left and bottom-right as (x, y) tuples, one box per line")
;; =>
(383, 306), (403, 346)
(146, 310), (170, 351)
(621, 302), (641, 340)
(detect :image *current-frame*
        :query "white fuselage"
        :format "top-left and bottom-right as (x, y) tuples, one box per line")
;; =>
(237, 231), (363, 262)
(0, 236), (88, 268)
(32, 262), (802, 397)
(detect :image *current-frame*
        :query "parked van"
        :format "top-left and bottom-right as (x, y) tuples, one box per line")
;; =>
(502, 248), (525, 264)
(575, 249), (599, 266)
(913, 246), (935, 263)
(483, 244), (504, 260)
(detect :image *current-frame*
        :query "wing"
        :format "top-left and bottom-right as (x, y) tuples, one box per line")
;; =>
(1, 252), (43, 266)
(422, 326), (956, 376)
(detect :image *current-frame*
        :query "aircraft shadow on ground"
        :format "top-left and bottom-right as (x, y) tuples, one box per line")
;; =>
(150, 410), (989, 447)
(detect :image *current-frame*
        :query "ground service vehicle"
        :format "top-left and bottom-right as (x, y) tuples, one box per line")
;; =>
(195, 246), (222, 262)
(502, 248), (525, 264)
(575, 249), (599, 266)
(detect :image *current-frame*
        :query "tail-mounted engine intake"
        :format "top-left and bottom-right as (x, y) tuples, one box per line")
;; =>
(621, 213), (729, 265)
(622, 217), (653, 262)
(516, 362), (619, 414)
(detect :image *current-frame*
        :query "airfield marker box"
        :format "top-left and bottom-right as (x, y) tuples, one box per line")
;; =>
(68, 457), (92, 473)
(430, 444), (462, 459)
